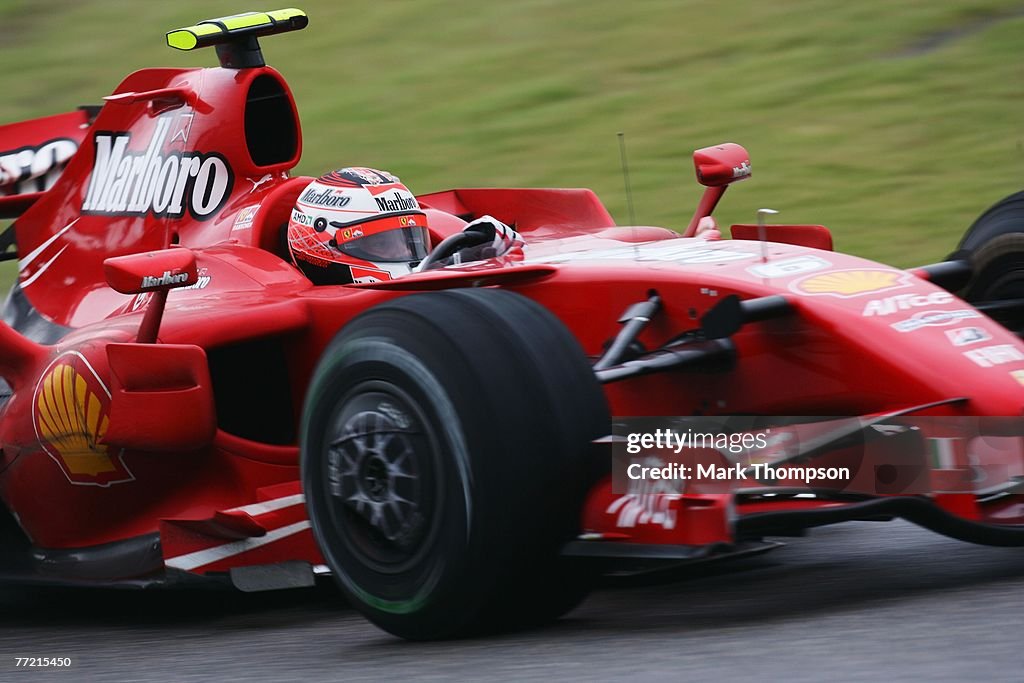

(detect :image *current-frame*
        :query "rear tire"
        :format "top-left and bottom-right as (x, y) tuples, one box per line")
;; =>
(300, 288), (608, 640)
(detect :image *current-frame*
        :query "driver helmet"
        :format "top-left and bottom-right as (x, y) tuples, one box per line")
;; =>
(287, 167), (430, 284)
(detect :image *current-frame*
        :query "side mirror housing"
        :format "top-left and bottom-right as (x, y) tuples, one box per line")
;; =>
(693, 143), (751, 187)
(103, 248), (198, 295)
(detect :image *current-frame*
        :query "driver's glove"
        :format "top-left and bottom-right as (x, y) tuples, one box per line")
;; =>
(416, 216), (524, 271)
(452, 215), (524, 263)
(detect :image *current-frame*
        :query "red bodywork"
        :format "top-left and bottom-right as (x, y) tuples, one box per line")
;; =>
(2, 55), (1024, 586)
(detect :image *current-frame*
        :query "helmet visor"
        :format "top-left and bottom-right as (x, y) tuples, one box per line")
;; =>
(336, 226), (430, 263)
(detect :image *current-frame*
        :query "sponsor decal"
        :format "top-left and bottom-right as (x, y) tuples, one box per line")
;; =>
(290, 208), (314, 227)
(82, 116), (233, 220)
(732, 161), (751, 179)
(862, 291), (954, 316)
(633, 244), (756, 264)
(964, 344), (1024, 368)
(168, 112), (194, 145)
(747, 255), (831, 279)
(299, 186), (351, 208)
(945, 326), (991, 347)
(140, 270), (189, 289)
(928, 437), (959, 469)
(32, 353), (133, 486)
(295, 250), (331, 268)
(129, 292), (151, 312)
(374, 191), (418, 212)
(891, 309), (980, 332)
(1011, 370), (1024, 387)
(179, 267), (211, 291)
(533, 241), (758, 265)
(790, 268), (912, 298)
(247, 173), (277, 193)
(607, 457), (682, 529)
(0, 137), (78, 196)
(350, 265), (393, 284)
(232, 204), (260, 230)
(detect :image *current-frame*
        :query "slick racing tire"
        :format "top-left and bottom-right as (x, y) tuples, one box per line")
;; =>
(957, 191), (1024, 334)
(300, 288), (609, 640)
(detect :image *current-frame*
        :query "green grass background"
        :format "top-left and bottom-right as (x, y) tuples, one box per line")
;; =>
(1, 0), (1022, 285)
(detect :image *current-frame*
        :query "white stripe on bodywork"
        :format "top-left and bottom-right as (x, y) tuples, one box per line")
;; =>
(20, 244), (68, 288)
(226, 494), (305, 518)
(165, 520), (311, 571)
(19, 218), (77, 270)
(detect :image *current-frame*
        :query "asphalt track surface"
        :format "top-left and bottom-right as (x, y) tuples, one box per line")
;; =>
(2, 519), (1024, 682)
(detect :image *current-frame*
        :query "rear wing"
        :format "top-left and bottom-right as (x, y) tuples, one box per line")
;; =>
(0, 107), (98, 218)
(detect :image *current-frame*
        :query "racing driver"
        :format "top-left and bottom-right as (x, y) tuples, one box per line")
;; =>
(286, 167), (523, 285)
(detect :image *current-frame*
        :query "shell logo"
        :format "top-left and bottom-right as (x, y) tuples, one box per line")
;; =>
(789, 268), (912, 298)
(32, 353), (134, 487)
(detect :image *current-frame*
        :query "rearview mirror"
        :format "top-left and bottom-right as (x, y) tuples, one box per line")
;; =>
(693, 143), (751, 187)
(103, 248), (198, 295)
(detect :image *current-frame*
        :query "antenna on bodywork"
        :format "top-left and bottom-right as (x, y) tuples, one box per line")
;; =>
(617, 132), (637, 227)
(166, 8), (308, 69)
(757, 208), (778, 262)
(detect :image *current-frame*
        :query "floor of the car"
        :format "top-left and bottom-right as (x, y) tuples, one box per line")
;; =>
(0, 526), (225, 589)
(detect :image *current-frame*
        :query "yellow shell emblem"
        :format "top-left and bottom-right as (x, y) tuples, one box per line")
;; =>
(33, 358), (131, 485)
(791, 269), (910, 298)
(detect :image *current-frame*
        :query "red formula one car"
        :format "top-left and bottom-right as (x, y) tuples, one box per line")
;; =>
(3, 9), (1024, 640)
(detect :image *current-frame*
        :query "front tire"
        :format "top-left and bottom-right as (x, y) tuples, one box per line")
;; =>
(957, 191), (1024, 333)
(301, 289), (608, 639)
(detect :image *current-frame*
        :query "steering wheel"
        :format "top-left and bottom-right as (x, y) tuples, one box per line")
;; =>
(416, 230), (491, 272)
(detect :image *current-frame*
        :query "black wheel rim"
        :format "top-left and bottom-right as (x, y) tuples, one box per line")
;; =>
(321, 381), (441, 574)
